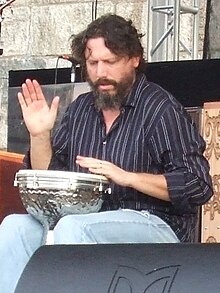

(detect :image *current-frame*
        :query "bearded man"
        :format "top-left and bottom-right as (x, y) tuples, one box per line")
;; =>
(0, 13), (213, 293)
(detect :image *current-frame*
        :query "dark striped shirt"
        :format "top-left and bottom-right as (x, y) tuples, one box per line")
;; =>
(25, 73), (213, 242)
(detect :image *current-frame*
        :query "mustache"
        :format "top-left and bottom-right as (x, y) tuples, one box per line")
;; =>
(94, 78), (117, 87)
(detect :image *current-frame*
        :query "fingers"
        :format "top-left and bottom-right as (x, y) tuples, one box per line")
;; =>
(50, 96), (60, 113)
(76, 156), (128, 186)
(17, 79), (60, 109)
(19, 81), (32, 106)
(24, 79), (39, 104)
(17, 92), (27, 109)
(32, 80), (45, 100)
(76, 156), (110, 176)
(76, 156), (103, 168)
(88, 162), (106, 176)
(18, 79), (44, 106)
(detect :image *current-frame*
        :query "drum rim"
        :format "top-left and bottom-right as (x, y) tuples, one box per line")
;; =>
(15, 169), (109, 182)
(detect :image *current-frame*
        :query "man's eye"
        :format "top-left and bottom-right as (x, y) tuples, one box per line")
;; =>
(89, 61), (97, 65)
(105, 60), (116, 65)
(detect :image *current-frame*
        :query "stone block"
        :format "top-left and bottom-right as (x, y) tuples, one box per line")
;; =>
(0, 0), (217, 149)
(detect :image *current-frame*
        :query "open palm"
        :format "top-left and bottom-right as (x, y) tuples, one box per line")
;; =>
(17, 79), (60, 136)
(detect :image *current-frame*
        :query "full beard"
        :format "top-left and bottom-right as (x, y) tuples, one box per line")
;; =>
(87, 73), (135, 111)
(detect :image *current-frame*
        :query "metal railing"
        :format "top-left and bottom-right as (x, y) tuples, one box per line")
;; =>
(147, 0), (200, 61)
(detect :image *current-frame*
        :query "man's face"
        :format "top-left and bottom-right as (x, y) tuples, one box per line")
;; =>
(85, 37), (140, 110)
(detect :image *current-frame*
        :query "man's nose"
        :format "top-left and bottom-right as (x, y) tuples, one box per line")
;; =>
(96, 62), (107, 78)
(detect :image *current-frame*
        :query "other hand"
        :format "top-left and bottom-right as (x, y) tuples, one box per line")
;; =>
(76, 155), (131, 187)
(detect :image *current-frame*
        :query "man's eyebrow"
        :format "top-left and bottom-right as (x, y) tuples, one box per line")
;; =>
(85, 46), (92, 55)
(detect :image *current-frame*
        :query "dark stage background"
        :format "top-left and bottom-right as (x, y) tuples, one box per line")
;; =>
(8, 59), (220, 153)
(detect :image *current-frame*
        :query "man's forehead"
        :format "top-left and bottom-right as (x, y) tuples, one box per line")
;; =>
(85, 38), (115, 59)
(85, 38), (105, 50)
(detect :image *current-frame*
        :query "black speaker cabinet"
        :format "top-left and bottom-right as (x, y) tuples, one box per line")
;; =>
(15, 243), (220, 293)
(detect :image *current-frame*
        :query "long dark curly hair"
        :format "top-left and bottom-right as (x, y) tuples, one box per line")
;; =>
(70, 14), (146, 78)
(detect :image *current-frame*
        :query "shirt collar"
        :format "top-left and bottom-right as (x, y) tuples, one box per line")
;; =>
(124, 73), (147, 108)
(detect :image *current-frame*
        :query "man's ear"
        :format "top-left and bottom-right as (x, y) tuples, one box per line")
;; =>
(132, 56), (141, 68)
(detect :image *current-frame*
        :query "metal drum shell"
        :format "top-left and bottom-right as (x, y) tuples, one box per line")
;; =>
(14, 170), (110, 229)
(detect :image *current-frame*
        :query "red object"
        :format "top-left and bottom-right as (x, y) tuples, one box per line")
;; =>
(0, 151), (26, 223)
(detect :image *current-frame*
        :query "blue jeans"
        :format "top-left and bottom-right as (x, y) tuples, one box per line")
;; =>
(0, 210), (179, 293)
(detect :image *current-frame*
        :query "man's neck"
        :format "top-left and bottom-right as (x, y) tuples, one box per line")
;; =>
(102, 108), (121, 134)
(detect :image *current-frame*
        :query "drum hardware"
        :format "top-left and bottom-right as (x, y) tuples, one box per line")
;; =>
(14, 170), (111, 244)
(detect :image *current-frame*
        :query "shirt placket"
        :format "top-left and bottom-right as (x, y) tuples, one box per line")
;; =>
(100, 112), (124, 162)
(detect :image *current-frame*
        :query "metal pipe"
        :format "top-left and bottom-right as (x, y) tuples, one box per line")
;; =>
(147, 1), (153, 61)
(192, 0), (199, 59)
(180, 4), (199, 14)
(152, 5), (173, 11)
(147, 0), (199, 61)
(150, 25), (173, 56)
(173, 0), (180, 60)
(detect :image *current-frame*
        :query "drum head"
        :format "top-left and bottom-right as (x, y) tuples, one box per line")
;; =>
(14, 170), (109, 190)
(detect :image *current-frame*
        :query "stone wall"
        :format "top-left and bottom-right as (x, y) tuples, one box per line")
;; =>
(0, 0), (207, 149)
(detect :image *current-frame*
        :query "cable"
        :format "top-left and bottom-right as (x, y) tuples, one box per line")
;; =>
(92, 0), (98, 21)
(53, 57), (60, 98)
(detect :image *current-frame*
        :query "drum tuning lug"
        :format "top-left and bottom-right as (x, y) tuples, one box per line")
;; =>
(106, 187), (111, 194)
(32, 178), (38, 189)
(14, 173), (19, 187)
(98, 185), (103, 192)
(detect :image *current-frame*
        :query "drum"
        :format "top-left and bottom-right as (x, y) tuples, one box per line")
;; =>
(14, 170), (111, 230)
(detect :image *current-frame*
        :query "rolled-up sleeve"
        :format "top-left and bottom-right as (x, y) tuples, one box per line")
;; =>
(150, 105), (213, 213)
(22, 150), (31, 169)
(165, 171), (213, 212)
(48, 106), (70, 171)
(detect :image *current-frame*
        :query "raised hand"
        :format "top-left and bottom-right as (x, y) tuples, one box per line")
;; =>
(17, 79), (60, 137)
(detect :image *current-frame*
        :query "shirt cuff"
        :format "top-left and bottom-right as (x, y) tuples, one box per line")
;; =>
(164, 172), (191, 212)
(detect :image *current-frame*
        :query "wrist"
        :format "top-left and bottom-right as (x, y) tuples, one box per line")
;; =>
(125, 171), (137, 188)
(30, 131), (51, 141)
